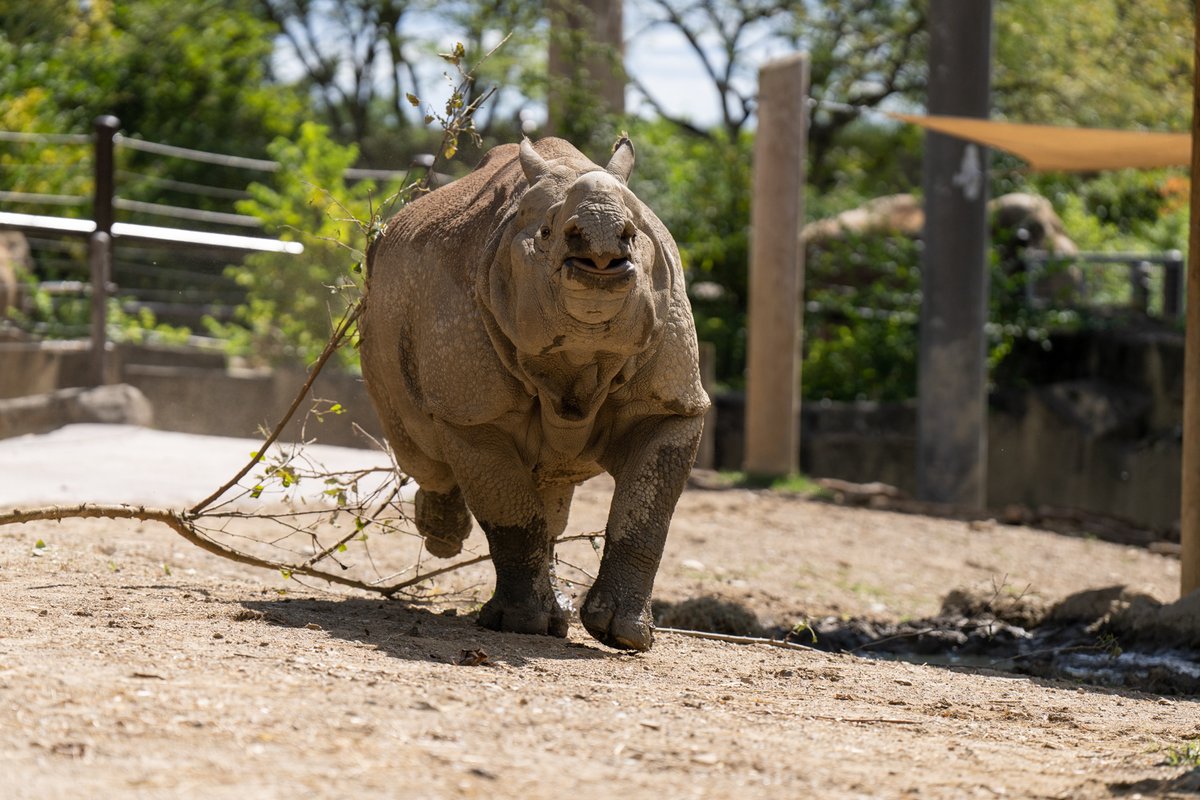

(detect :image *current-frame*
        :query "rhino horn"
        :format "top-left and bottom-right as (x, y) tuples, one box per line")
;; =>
(519, 138), (553, 185)
(606, 136), (635, 184)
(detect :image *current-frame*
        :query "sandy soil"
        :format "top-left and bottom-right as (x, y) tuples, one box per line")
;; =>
(1, 429), (1198, 799)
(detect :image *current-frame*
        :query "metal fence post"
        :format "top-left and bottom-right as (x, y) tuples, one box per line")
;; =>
(90, 115), (119, 385)
(1164, 251), (1184, 319)
(88, 231), (112, 384)
(1131, 261), (1151, 314)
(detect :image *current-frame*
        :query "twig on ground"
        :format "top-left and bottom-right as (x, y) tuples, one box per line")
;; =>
(657, 627), (818, 652)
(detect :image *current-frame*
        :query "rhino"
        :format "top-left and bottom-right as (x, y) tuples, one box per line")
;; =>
(360, 136), (709, 651)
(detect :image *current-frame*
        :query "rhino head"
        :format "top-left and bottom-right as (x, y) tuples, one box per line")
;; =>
(485, 137), (672, 362)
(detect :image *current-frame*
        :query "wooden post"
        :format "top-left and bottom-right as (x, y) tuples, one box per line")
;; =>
(1179, 6), (1200, 597)
(916, 0), (993, 508)
(547, 0), (624, 141)
(90, 115), (119, 386)
(743, 53), (809, 477)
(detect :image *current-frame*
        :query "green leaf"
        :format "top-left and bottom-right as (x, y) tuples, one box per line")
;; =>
(251, 484), (264, 499)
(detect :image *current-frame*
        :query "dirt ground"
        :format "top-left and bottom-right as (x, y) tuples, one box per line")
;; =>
(2, 436), (1199, 798)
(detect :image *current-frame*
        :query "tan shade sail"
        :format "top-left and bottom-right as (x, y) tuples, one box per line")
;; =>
(890, 113), (1191, 172)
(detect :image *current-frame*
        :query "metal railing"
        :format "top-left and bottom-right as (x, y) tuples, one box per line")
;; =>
(0, 116), (422, 383)
(1023, 249), (1185, 319)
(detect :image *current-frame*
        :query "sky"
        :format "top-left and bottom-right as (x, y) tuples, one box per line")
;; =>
(271, 2), (796, 133)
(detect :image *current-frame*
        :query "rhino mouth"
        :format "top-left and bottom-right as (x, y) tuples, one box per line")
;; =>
(564, 255), (634, 279)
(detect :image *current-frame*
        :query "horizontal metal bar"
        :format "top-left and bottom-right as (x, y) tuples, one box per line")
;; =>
(0, 211), (301, 254)
(0, 210), (96, 235)
(114, 197), (263, 228)
(0, 130), (91, 145)
(111, 221), (303, 254)
(1026, 249), (1185, 265)
(116, 170), (252, 201)
(344, 166), (413, 181)
(116, 134), (280, 172)
(0, 190), (88, 206)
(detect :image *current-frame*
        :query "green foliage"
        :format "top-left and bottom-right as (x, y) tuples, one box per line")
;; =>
(210, 122), (405, 367)
(994, 0), (1192, 132)
(0, 0), (301, 169)
(802, 234), (921, 402)
(719, 471), (826, 495)
(14, 274), (191, 346)
(626, 118), (753, 385)
(1164, 740), (1200, 768)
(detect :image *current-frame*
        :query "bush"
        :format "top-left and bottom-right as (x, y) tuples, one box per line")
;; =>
(211, 122), (406, 368)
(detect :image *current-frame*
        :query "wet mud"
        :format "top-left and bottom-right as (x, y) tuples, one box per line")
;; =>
(654, 586), (1200, 695)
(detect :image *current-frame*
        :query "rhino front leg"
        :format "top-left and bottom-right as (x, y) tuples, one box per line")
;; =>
(584, 415), (703, 651)
(440, 431), (571, 637)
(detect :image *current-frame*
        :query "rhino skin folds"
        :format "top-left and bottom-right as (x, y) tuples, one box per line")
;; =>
(360, 136), (709, 651)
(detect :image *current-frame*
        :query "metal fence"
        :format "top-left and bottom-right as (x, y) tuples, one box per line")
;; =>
(1023, 249), (1185, 320)
(0, 115), (413, 383)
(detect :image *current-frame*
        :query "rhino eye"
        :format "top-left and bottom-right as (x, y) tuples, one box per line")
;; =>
(539, 226), (551, 239)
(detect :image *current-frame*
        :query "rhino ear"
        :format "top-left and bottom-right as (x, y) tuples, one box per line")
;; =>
(519, 138), (552, 185)
(606, 136), (635, 183)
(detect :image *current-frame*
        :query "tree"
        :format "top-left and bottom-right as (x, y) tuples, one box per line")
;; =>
(259, 0), (544, 166)
(631, 0), (928, 188)
(993, 0), (1193, 132)
(0, 0), (299, 155)
(259, 0), (419, 148)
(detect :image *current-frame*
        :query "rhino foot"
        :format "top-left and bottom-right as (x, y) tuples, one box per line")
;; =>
(414, 487), (473, 558)
(478, 594), (570, 638)
(580, 586), (654, 651)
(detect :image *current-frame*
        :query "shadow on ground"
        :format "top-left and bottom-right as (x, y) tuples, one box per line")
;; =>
(1110, 767), (1200, 796)
(240, 596), (619, 667)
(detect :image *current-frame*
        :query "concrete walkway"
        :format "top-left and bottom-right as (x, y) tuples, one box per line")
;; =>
(0, 424), (397, 508)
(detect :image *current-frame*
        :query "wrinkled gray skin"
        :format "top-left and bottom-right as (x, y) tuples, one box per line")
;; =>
(360, 137), (709, 650)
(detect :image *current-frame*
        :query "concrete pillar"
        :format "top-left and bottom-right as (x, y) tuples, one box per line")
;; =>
(743, 53), (809, 477)
(547, 0), (625, 141)
(916, 0), (993, 507)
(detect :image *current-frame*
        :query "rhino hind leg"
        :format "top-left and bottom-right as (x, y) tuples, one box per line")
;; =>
(414, 486), (473, 557)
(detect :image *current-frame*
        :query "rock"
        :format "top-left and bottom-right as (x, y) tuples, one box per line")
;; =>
(0, 384), (154, 440)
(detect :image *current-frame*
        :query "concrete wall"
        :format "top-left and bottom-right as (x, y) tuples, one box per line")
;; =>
(711, 328), (1184, 530)
(0, 341), (382, 449)
(0, 327), (1184, 529)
